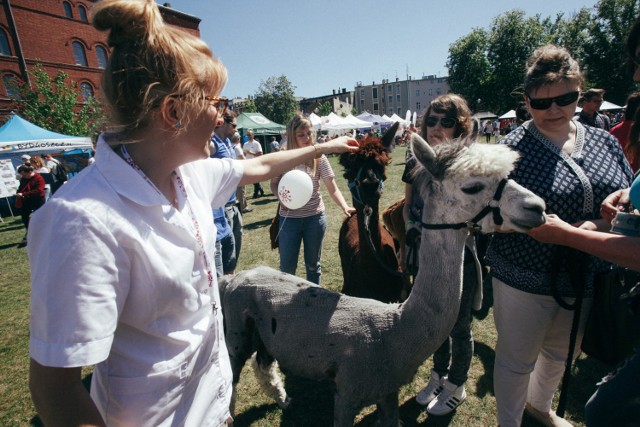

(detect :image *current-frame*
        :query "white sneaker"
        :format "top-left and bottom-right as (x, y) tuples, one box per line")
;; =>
(416, 370), (444, 406)
(426, 379), (467, 416)
(525, 403), (573, 427)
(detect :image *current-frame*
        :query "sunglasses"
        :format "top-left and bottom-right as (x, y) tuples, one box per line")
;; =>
(425, 116), (457, 128)
(526, 91), (580, 110)
(205, 96), (229, 115)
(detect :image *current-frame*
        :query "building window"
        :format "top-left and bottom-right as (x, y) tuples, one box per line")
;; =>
(416, 90), (420, 97)
(372, 87), (378, 99)
(0, 29), (11, 56)
(80, 82), (94, 102)
(396, 94), (401, 102)
(397, 108), (401, 114)
(437, 88), (442, 95)
(360, 99), (364, 106)
(72, 41), (88, 66)
(396, 84), (400, 91)
(96, 46), (108, 68)
(373, 102), (379, 112)
(387, 84), (392, 92)
(360, 89), (364, 97)
(416, 102), (421, 111)
(428, 89), (433, 96)
(78, 5), (88, 22)
(388, 95), (392, 104)
(3, 74), (20, 98)
(63, 1), (73, 19)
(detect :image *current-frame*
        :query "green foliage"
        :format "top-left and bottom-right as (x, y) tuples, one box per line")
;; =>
(254, 75), (298, 125)
(14, 63), (104, 137)
(317, 101), (333, 116)
(447, 0), (640, 113)
(241, 98), (258, 113)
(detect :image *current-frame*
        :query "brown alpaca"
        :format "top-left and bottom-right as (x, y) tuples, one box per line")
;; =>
(338, 123), (410, 303)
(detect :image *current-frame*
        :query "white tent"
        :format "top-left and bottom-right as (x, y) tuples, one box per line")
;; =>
(499, 110), (516, 119)
(343, 114), (372, 129)
(600, 101), (622, 111)
(309, 112), (323, 129)
(381, 114), (395, 124)
(389, 113), (407, 125)
(321, 113), (354, 131)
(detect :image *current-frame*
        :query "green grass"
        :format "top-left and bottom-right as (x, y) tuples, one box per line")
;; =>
(0, 144), (611, 426)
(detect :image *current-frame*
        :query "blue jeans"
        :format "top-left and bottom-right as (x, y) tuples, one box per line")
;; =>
(278, 212), (327, 285)
(224, 204), (242, 272)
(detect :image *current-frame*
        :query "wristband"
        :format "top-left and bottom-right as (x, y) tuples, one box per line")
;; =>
(313, 143), (321, 159)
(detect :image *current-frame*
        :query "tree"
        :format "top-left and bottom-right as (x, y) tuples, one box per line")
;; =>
(580, 0), (639, 105)
(242, 98), (257, 113)
(446, 28), (492, 112)
(317, 101), (332, 116)
(254, 75), (298, 125)
(14, 63), (104, 137)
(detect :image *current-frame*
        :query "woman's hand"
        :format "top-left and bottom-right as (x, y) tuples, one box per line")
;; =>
(528, 214), (572, 244)
(318, 136), (359, 156)
(343, 206), (356, 217)
(601, 188), (631, 222)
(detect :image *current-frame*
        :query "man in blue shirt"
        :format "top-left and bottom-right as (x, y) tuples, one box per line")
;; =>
(211, 111), (243, 274)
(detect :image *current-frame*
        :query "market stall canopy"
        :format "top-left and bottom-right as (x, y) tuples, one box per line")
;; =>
(343, 114), (372, 129)
(0, 114), (92, 155)
(389, 113), (408, 125)
(472, 111), (498, 120)
(321, 112), (354, 130)
(309, 112), (323, 129)
(600, 100), (622, 111)
(236, 112), (285, 135)
(356, 112), (386, 124)
(499, 110), (516, 119)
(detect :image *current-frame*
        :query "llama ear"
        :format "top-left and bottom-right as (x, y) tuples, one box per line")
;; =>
(411, 133), (437, 175)
(380, 121), (400, 150)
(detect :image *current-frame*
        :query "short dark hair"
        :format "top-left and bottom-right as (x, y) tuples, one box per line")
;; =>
(18, 164), (33, 173)
(580, 88), (605, 103)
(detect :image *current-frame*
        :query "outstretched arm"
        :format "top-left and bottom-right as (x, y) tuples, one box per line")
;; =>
(30, 358), (106, 427)
(323, 176), (355, 217)
(528, 214), (640, 271)
(240, 136), (358, 186)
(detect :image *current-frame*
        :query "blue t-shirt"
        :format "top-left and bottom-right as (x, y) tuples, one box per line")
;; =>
(211, 134), (237, 204)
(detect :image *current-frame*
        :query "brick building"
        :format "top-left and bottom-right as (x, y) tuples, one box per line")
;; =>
(0, 0), (200, 118)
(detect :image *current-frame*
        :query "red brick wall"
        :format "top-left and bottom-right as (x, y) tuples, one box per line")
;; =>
(0, 0), (201, 117)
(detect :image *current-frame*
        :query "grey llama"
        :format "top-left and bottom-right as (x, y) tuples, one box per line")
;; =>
(219, 133), (546, 426)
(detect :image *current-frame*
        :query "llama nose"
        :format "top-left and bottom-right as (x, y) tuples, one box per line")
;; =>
(524, 202), (545, 216)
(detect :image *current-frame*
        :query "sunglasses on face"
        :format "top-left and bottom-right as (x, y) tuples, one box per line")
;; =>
(205, 96), (229, 115)
(425, 116), (457, 128)
(526, 91), (580, 110)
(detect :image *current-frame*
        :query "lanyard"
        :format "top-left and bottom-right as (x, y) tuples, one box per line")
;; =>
(119, 145), (218, 314)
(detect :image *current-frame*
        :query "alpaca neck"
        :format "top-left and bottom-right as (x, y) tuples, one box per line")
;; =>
(397, 227), (468, 363)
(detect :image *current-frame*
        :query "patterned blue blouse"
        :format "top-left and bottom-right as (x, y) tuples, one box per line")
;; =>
(487, 120), (633, 297)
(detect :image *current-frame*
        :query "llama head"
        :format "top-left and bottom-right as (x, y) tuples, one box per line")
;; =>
(410, 132), (545, 233)
(339, 123), (398, 206)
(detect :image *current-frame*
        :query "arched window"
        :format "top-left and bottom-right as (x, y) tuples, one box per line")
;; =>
(3, 74), (20, 98)
(63, 1), (73, 19)
(80, 82), (94, 102)
(78, 5), (88, 22)
(0, 28), (11, 56)
(96, 46), (108, 69)
(72, 41), (88, 66)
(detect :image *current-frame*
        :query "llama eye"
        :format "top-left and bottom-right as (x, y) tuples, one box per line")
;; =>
(461, 183), (484, 194)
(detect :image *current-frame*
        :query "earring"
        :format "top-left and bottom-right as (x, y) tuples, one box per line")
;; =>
(175, 120), (182, 129)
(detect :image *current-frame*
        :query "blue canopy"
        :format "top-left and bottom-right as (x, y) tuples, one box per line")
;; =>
(0, 114), (92, 155)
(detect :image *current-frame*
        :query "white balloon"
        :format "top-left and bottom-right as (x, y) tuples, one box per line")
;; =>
(278, 170), (313, 210)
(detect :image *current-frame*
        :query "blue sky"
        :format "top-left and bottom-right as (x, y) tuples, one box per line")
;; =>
(159, 0), (597, 99)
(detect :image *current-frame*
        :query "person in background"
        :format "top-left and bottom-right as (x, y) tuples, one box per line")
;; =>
(619, 92), (640, 174)
(404, 94), (482, 417)
(243, 129), (265, 198)
(231, 131), (252, 213)
(486, 45), (633, 427)
(269, 135), (280, 152)
(15, 153), (31, 179)
(211, 110), (242, 274)
(482, 119), (493, 143)
(15, 164), (45, 248)
(30, 155), (52, 201)
(213, 206), (233, 277)
(577, 88), (611, 131)
(44, 153), (66, 194)
(270, 114), (354, 285)
(27, 1), (358, 425)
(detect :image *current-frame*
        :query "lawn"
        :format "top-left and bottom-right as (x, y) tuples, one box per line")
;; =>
(0, 144), (611, 426)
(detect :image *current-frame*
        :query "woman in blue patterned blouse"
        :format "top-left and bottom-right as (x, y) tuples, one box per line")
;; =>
(486, 45), (634, 427)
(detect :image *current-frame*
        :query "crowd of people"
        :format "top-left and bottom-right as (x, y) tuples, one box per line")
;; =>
(19, 0), (640, 426)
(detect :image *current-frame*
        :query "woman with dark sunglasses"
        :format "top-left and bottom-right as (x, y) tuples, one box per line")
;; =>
(486, 45), (633, 427)
(402, 94), (484, 417)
